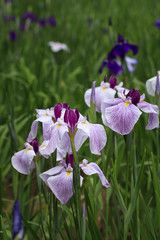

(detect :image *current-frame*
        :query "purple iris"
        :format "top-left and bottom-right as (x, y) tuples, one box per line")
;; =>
(155, 19), (160, 29)
(29, 138), (39, 155)
(12, 201), (24, 240)
(48, 16), (56, 26)
(39, 18), (47, 27)
(9, 30), (17, 41)
(101, 89), (159, 135)
(21, 12), (37, 22)
(40, 157), (110, 205)
(99, 34), (138, 75)
(64, 108), (80, 134)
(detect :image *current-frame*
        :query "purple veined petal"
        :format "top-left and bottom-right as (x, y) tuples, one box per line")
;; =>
(11, 149), (35, 175)
(145, 113), (159, 130)
(89, 123), (107, 155)
(42, 122), (53, 141)
(39, 163), (65, 187)
(101, 98), (124, 126)
(74, 128), (88, 152)
(102, 101), (142, 135)
(27, 120), (38, 142)
(39, 140), (50, 158)
(125, 56), (138, 73)
(137, 101), (159, 114)
(47, 169), (83, 205)
(90, 81), (96, 105)
(146, 76), (157, 96)
(84, 86), (101, 112)
(80, 160), (110, 188)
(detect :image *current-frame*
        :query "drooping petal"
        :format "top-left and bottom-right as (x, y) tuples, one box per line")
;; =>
(80, 160), (110, 188)
(137, 101), (159, 130)
(39, 163), (65, 187)
(77, 121), (107, 155)
(11, 149), (35, 175)
(47, 169), (83, 205)
(102, 101), (142, 135)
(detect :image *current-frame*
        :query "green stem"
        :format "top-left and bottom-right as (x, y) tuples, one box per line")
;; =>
(69, 132), (82, 239)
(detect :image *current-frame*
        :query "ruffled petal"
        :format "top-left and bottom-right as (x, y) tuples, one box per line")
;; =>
(137, 101), (159, 114)
(145, 113), (159, 130)
(80, 160), (110, 188)
(102, 101), (142, 135)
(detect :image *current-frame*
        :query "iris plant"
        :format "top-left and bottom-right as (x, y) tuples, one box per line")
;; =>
(101, 89), (159, 135)
(40, 154), (110, 205)
(99, 34), (138, 75)
(155, 19), (160, 29)
(84, 75), (124, 112)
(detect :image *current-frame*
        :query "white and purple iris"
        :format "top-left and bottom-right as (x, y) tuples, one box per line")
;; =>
(101, 89), (159, 135)
(40, 154), (110, 205)
(11, 138), (50, 175)
(84, 75), (124, 112)
(27, 103), (107, 157)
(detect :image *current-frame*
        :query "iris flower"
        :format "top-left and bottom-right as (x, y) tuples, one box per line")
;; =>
(40, 155), (110, 205)
(155, 19), (160, 29)
(11, 138), (50, 174)
(84, 75), (124, 112)
(146, 71), (160, 96)
(27, 103), (107, 157)
(101, 89), (159, 135)
(48, 41), (70, 52)
(12, 201), (24, 240)
(99, 34), (138, 75)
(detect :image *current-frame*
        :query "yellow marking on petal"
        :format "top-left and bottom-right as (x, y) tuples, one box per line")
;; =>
(82, 122), (89, 126)
(43, 114), (48, 116)
(40, 145), (47, 148)
(55, 124), (61, 130)
(125, 101), (130, 108)
(102, 87), (107, 91)
(66, 171), (72, 177)
(25, 148), (32, 154)
(86, 164), (91, 167)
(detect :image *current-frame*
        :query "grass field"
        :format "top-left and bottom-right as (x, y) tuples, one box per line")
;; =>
(0, 0), (160, 239)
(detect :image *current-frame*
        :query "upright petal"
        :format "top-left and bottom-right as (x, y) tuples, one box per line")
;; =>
(146, 76), (157, 96)
(80, 160), (110, 188)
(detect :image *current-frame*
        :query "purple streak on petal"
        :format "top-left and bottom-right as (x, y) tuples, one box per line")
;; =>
(75, 108), (80, 122)
(131, 90), (140, 105)
(48, 16), (56, 26)
(155, 19), (160, 29)
(67, 109), (79, 134)
(12, 200), (24, 240)
(63, 103), (68, 109)
(109, 76), (117, 89)
(156, 72), (160, 95)
(54, 103), (63, 121)
(91, 81), (96, 104)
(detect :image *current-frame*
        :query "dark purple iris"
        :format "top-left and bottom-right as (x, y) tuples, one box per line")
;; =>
(9, 30), (17, 41)
(109, 76), (117, 89)
(21, 12), (37, 22)
(12, 201), (24, 240)
(48, 16), (56, 26)
(39, 18), (47, 27)
(30, 138), (39, 155)
(127, 89), (140, 105)
(99, 34), (138, 75)
(155, 19), (160, 29)
(112, 34), (138, 59)
(64, 108), (79, 134)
